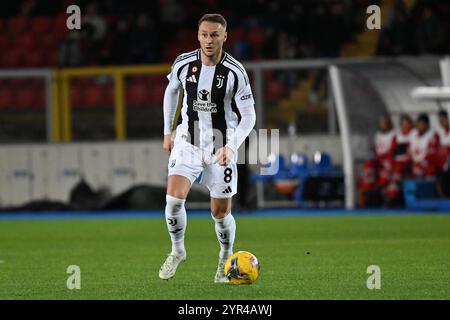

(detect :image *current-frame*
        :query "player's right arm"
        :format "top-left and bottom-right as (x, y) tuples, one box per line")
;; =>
(163, 58), (183, 154)
(163, 84), (178, 154)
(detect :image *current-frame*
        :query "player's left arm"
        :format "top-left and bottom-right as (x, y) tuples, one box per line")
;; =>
(216, 71), (256, 166)
(216, 106), (256, 165)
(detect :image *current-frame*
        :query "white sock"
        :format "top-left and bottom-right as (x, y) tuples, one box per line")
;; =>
(165, 195), (187, 257)
(212, 212), (236, 261)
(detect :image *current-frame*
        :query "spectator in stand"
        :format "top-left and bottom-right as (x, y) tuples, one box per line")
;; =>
(384, 0), (416, 55)
(409, 113), (440, 179)
(310, 2), (349, 104)
(436, 110), (450, 196)
(160, 0), (185, 36)
(82, 3), (107, 41)
(416, 6), (445, 54)
(129, 13), (162, 64)
(58, 30), (86, 67)
(108, 18), (131, 65)
(82, 2), (108, 64)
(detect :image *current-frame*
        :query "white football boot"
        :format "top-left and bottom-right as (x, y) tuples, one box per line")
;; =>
(159, 254), (186, 280)
(214, 259), (229, 283)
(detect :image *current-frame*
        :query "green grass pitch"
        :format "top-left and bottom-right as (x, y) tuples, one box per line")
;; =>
(0, 214), (449, 299)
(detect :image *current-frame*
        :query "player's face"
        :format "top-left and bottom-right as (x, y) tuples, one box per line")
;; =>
(400, 119), (411, 130)
(198, 21), (227, 58)
(378, 116), (391, 131)
(417, 121), (428, 133)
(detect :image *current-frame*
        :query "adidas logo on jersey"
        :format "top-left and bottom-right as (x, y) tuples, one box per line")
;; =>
(187, 75), (197, 83)
(222, 186), (232, 194)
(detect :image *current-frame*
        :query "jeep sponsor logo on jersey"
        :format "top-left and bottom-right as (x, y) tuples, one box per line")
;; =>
(194, 89), (217, 113)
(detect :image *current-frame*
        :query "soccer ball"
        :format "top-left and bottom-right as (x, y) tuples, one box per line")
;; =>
(224, 251), (260, 285)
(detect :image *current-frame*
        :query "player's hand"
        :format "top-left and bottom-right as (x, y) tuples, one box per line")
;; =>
(163, 134), (173, 154)
(214, 147), (234, 166)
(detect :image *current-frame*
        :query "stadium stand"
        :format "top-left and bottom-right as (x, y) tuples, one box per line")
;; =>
(0, 0), (448, 116)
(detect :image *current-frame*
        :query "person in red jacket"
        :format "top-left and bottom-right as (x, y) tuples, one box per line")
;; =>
(358, 114), (396, 207)
(409, 113), (440, 179)
(374, 114), (397, 187)
(385, 114), (416, 205)
(394, 114), (415, 174)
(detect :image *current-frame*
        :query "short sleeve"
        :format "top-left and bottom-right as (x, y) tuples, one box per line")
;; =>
(166, 63), (182, 90)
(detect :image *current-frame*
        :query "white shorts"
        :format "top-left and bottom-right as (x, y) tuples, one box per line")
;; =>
(167, 141), (238, 199)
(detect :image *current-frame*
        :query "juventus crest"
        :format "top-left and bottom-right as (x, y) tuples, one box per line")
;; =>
(216, 75), (225, 88)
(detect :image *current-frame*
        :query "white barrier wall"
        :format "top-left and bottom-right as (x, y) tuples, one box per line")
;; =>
(0, 141), (170, 207)
(0, 135), (341, 208)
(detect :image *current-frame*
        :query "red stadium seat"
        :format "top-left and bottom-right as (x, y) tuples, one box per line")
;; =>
(44, 50), (59, 67)
(248, 28), (265, 47)
(84, 85), (106, 108)
(23, 51), (44, 68)
(0, 88), (14, 109)
(147, 80), (166, 104)
(265, 81), (287, 103)
(35, 88), (46, 109)
(0, 35), (10, 51)
(7, 16), (28, 35)
(15, 32), (36, 50)
(163, 46), (183, 63)
(2, 49), (22, 68)
(127, 75), (146, 85)
(174, 30), (197, 48)
(31, 16), (51, 34)
(53, 14), (68, 38)
(174, 30), (197, 42)
(72, 77), (96, 87)
(103, 84), (114, 106)
(40, 33), (58, 50)
(70, 85), (84, 107)
(8, 78), (29, 88)
(15, 87), (37, 109)
(228, 27), (244, 42)
(146, 74), (165, 84)
(31, 78), (45, 90)
(126, 82), (147, 107)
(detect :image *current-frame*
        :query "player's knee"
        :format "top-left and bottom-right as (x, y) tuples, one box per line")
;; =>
(166, 188), (188, 200)
(211, 206), (231, 219)
(166, 194), (185, 215)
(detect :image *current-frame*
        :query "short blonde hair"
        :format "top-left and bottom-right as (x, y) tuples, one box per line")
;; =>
(198, 14), (227, 29)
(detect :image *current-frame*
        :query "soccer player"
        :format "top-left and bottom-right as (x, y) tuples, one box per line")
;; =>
(159, 14), (256, 283)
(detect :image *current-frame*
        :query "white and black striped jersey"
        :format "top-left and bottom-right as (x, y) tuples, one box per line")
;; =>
(165, 49), (255, 153)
